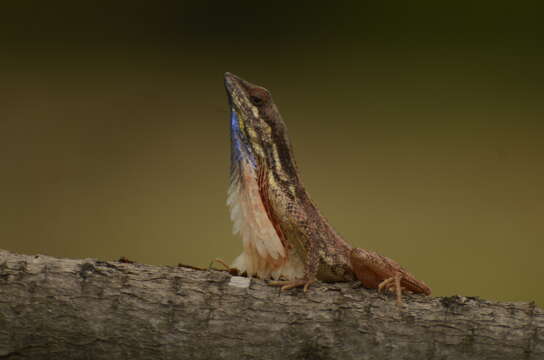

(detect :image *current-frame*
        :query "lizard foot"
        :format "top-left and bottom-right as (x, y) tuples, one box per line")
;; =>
(350, 248), (430, 305)
(268, 279), (315, 292)
(378, 273), (403, 305)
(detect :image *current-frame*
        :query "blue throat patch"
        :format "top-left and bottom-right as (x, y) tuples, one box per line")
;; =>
(230, 109), (256, 168)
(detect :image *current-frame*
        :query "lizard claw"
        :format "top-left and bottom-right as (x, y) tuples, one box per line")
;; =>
(268, 279), (316, 292)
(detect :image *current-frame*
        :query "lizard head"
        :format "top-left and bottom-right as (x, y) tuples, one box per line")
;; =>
(224, 72), (296, 176)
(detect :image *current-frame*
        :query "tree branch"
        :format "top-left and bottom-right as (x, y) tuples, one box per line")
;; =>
(0, 249), (542, 360)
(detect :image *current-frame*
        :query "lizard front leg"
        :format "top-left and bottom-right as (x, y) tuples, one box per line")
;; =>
(269, 234), (319, 292)
(350, 248), (431, 304)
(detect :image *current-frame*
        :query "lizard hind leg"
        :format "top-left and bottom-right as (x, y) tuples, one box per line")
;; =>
(350, 248), (409, 305)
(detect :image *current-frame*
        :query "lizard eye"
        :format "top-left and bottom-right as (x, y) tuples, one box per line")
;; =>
(249, 87), (269, 107)
(250, 95), (264, 106)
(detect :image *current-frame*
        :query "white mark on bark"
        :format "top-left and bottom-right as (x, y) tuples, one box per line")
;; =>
(229, 276), (251, 288)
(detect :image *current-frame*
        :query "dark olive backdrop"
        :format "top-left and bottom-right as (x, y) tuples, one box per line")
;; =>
(1, 2), (543, 305)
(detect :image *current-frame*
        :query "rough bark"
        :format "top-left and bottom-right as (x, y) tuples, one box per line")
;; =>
(0, 249), (542, 360)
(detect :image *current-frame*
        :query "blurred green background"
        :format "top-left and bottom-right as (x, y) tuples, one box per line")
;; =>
(1, 2), (543, 306)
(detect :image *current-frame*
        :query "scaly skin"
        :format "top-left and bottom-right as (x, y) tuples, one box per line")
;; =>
(224, 72), (431, 303)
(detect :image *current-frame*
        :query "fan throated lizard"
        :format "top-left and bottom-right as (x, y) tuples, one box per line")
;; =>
(224, 72), (431, 304)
